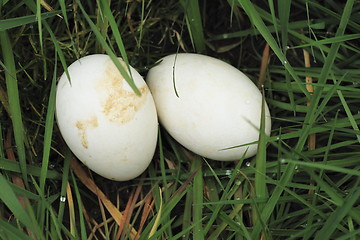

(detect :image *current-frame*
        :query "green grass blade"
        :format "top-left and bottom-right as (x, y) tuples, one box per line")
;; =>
(0, 173), (36, 235)
(0, 218), (33, 240)
(76, 0), (140, 95)
(0, 11), (60, 31)
(180, 0), (206, 53)
(236, 0), (310, 99)
(0, 157), (61, 179)
(39, 52), (57, 193)
(71, 171), (87, 240)
(314, 183), (360, 240)
(57, 149), (71, 223)
(0, 30), (28, 185)
(99, 0), (131, 65)
(58, 0), (69, 28)
(286, 160), (360, 177)
(192, 155), (204, 239)
(250, 1), (355, 237)
(254, 90), (269, 213)
(22, 0), (71, 90)
(292, 34), (360, 49)
(36, 0), (43, 51)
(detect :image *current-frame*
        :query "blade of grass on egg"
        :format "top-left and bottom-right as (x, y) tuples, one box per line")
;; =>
(76, 0), (141, 95)
(98, 0), (131, 66)
(0, 30), (28, 186)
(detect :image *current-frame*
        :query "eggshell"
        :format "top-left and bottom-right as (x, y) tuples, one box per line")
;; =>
(146, 53), (271, 161)
(56, 54), (158, 181)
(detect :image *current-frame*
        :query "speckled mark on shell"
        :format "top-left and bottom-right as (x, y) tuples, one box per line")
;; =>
(76, 115), (98, 149)
(98, 59), (148, 124)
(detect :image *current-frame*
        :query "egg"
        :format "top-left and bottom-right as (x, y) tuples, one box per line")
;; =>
(56, 54), (158, 181)
(146, 53), (271, 161)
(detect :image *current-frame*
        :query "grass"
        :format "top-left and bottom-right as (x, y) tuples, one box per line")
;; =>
(0, 0), (360, 239)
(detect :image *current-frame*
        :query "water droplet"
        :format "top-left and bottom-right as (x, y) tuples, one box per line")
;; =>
(49, 163), (55, 169)
(280, 158), (286, 164)
(276, 136), (280, 140)
(225, 169), (232, 176)
(245, 162), (251, 167)
(60, 196), (66, 202)
(235, 180), (242, 185)
(191, 18), (195, 22)
(286, 46), (290, 50)
(282, 60), (287, 65)
(294, 165), (298, 170)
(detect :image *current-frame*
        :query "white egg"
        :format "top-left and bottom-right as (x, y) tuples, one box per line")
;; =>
(56, 54), (158, 181)
(147, 53), (271, 161)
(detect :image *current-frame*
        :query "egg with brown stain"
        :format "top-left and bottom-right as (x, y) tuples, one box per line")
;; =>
(147, 53), (271, 161)
(56, 54), (158, 181)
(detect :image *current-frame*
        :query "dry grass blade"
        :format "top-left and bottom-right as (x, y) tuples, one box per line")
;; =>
(66, 182), (76, 236)
(135, 193), (154, 239)
(5, 127), (27, 209)
(0, 83), (10, 115)
(149, 187), (163, 238)
(258, 43), (270, 88)
(303, 49), (316, 196)
(70, 155), (138, 238)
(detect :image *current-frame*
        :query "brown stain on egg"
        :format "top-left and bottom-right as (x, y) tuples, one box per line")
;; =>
(97, 58), (149, 124)
(76, 115), (98, 149)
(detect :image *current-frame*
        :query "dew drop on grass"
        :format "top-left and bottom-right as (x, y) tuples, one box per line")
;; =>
(282, 60), (287, 65)
(235, 180), (241, 185)
(245, 162), (251, 167)
(60, 196), (66, 202)
(225, 169), (232, 176)
(280, 158), (286, 164)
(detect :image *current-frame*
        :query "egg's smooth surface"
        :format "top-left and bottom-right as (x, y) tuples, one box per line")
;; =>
(56, 54), (158, 180)
(147, 53), (271, 161)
